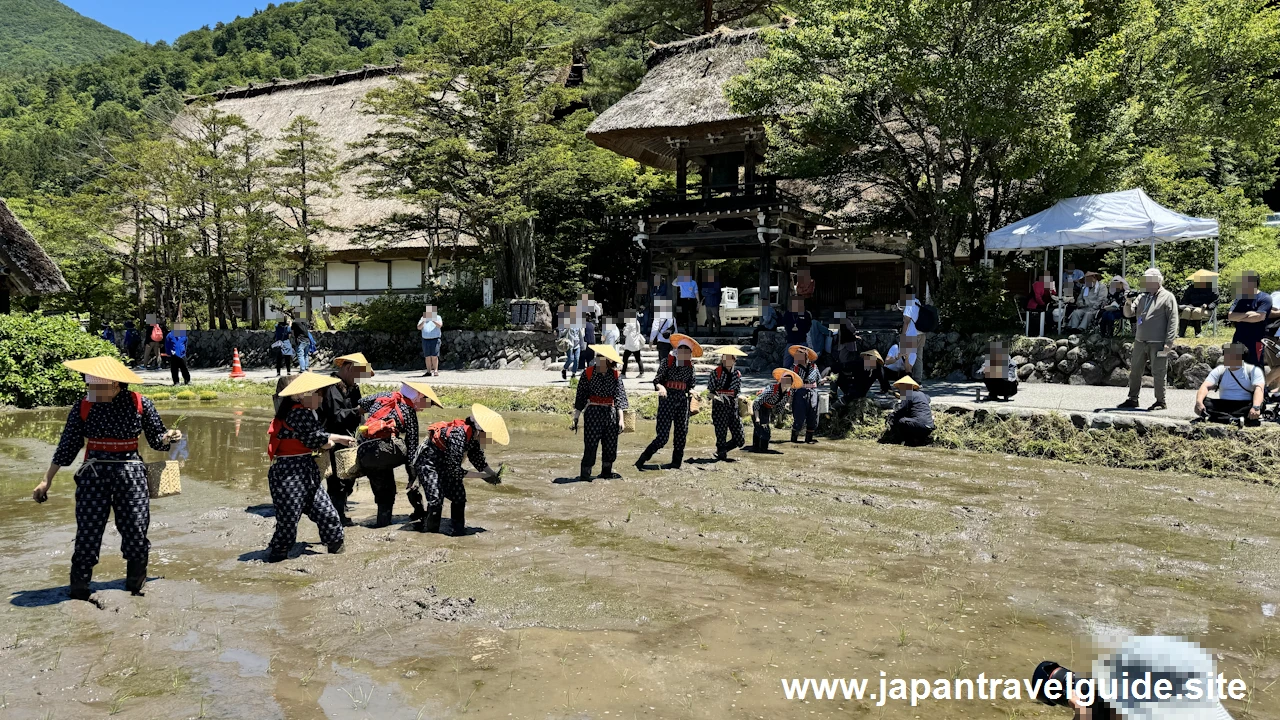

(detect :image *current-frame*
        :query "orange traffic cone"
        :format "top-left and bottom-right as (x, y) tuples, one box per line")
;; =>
(230, 347), (247, 379)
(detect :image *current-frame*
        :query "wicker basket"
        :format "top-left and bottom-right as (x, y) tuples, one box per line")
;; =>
(622, 409), (637, 433)
(737, 396), (751, 418)
(688, 395), (701, 416)
(315, 451), (330, 479)
(334, 447), (362, 480)
(146, 461), (181, 499)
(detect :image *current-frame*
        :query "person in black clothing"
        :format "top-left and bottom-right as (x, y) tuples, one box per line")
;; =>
(1179, 271), (1219, 338)
(837, 350), (888, 405)
(636, 334), (700, 471)
(32, 356), (181, 600)
(273, 319), (295, 375)
(751, 368), (798, 453)
(319, 353), (372, 527)
(780, 297), (813, 353)
(883, 376), (935, 446)
(707, 346), (747, 461)
(572, 345), (629, 481)
(358, 382), (440, 528)
(1227, 269), (1272, 366)
(580, 314), (597, 371)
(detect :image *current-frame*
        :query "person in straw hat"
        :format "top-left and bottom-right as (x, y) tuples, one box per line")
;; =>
(706, 346), (747, 461)
(266, 372), (357, 562)
(358, 380), (442, 528)
(320, 353), (374, 526)
(751, 368), (800, 453)
(884, 376), (934, 446)
(411, 404), (507, 536)
(835, 349), (887, 407)
(572, 344), (629, 481)
(33, 356), (182, 600)
(635, 333), (700, 471)
(786, 344), (822, 444)
(1180, 269), (1219, 338)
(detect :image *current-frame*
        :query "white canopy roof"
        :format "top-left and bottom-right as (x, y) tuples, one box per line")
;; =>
(985, 188), (1218, 251)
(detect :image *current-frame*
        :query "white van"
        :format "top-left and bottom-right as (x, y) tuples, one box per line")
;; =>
(722, 286), (780, 326)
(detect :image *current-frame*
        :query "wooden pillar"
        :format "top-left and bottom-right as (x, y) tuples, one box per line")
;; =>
(758, 241), (771, 317)
(744, 142), (757, 196)
(675, 144), (687, 196)
(778, 251), (791, 312)
(700, 161), (712, 201)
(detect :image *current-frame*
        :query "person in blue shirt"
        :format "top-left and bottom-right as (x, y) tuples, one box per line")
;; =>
(164, 324), (191, 385)
(675, 271), (699, 331)
(700, 269), (723, 334)
(100, 325), (116, 347)
(1227, 269), (1272, 366)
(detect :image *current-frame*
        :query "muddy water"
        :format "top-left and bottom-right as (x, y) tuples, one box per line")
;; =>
(0, 400), (1278, 719)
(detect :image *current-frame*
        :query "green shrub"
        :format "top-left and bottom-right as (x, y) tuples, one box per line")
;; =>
(341, 292), (426, 334)
(174, 390), (197, 400)
(1220, 243), (1280, 295)
(464, 302), (509, 331)
(936, 264), (1020, 333)
(0, 313), (122, 408)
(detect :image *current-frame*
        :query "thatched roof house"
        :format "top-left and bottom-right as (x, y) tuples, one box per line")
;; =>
(586, 23), (787, 170)
(181, 66), (474, 317)
(0, 197), (71, 300)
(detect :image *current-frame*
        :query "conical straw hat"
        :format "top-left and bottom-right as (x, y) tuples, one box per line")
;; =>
(334, 352), (373, 374)
(892, 375), (920, 389)
(589, 344), (622, 363)
(668, 334), (704, 357)
(279, 372), (341, 397)
(63, 356), (143, 385)
(470, 404), (509, 445)
(772, 367), (802, 386)
(788, 345), (818, 362)
(400, 381), (441, 407)
(716, 346), (748, 357)
(860, 349), (884, 363)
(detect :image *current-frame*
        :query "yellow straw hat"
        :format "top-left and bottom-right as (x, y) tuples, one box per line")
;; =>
(788, 345), (818, 362)
(279, 372), (341, 397)
(668, 334), (704, 358)
(400, 381), (441, 407)
(334, 352), (373, 375)
(715, 346), (748, 357)
(470, 404), (509, 446)
(63, 356), (143, 385)
(1188, 269), (1219, 283)
(892, 375), (921, 389)
(589, 344), (622, 364)
(772, 367), (802, 386)
(860, 349), (884, 363)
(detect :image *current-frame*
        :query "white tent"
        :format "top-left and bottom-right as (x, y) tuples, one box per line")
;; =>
(984, 188), (1220, 334)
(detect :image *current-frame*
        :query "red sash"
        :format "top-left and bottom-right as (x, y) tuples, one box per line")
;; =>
(268, 404), (312, 459)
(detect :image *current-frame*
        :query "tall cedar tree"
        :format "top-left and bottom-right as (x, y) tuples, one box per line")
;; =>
(271, 115), (342, 323)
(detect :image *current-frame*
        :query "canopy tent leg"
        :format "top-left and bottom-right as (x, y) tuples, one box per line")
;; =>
(1150, 241), (1156, 268)
(1213, 235), (1219, 335)
(1122, 246), (1127, 276)
(1058, 244), (1065, 334)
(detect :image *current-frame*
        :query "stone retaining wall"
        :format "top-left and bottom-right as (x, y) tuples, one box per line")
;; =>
(184, 329), (558, 371)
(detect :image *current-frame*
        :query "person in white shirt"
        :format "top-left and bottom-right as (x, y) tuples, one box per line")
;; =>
(621, 310), (645, 377)
(900, 285), (921, 338)
(1194, 343), (1265, 425)
(417, 305), (444, 377)
(883, 335), (919, 385)
(602, 316), (620, 349)
(649, 300), (677, 365)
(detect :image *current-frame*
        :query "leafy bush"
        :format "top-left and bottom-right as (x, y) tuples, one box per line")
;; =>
(0, 313), (122, 408)
(1220, 243), (1280, 295)
(340, 293), (426, 334)
(340, 280), (508, 332)
(936, 265), (1020, 333)
(464, 303), (510, 331)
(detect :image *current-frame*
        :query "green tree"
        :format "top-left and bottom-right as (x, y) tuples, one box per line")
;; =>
(271, 115), (341, 324)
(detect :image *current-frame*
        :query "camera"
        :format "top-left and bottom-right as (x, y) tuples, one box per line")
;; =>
(1032, 661), (1116, 719)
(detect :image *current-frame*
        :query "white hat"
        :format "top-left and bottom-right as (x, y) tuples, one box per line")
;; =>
(1092, 636), (1234, 720)
(1143, 267), (1164, 282)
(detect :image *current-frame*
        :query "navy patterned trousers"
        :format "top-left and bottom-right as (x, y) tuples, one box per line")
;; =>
(72, 461), (150, 585)
(268, 456), (344, 555)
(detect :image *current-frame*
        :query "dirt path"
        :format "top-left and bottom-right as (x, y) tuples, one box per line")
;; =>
(0, 402), (1277, 719)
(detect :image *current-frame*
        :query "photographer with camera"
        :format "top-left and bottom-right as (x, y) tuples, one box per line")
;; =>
(1119, 268), (1179, 411)
(1033, 636), (1235, 720)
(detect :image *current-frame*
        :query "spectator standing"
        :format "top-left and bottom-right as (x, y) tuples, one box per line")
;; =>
(418, 305), (444, 377)
(795, 265), (816, 312)
(621, 310), (645, 378)
(1119, 268), (1179, 411)
(1179, 270), (1219, 338)
(272, 318), (294, 376)
(1194, 343), (1264, 425)
(649, 300), (677, 365)
(700, 269), (723, 334)
(560, 309), (582, 380)
(100, 324), (116, 348)
(580, 312), (597, 370)
(291, 319), (313, 373)
(141, 315), (164, 369)
(123, 320), (141, 365)
(899, 284), (926, 377)
(164, 324), (191, 386)
(601, 315), (620, 350)
(1226, 269), (1271, 366)
(780, 297), (812, 350)
(675, 271), (699, 332)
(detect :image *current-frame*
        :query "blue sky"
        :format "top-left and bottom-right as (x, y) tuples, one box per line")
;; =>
(63, 0), (271, 43)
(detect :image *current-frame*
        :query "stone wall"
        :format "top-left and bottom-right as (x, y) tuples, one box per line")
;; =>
(184, 329), (558, 371)
(924, 332), (1218, 389)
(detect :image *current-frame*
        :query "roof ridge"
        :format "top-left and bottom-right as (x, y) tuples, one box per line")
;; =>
(184, 64), (406, 104)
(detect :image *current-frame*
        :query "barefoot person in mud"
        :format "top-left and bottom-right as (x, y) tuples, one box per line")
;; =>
(707, 346), (747, 461)
(751, 368), (799, 453)
(266, 373), (356, 562)
(32, 357), (182, 601)
(787, 345), (822, 445)
(358, 381), (442, 528)
(635, 334), (701, 471)
(573, 344), (629, 482)
(412, 404), (508, 536)
(320, 353), (373, 527)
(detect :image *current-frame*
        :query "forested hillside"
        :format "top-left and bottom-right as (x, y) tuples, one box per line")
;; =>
(0, 0), (137, 75)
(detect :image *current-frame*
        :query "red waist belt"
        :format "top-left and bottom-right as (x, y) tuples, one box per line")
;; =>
(85, 438), (139, 453)
(587, 396), (615, 406)
(801, 383), (818, 389)
(715, 390), (736, 395)
(760, 402), (774, 410)
(664, 381), (688, 391)
(271, 438), (312, 459)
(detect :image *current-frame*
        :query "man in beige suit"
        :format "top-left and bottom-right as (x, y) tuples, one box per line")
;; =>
(1119, 268), (1179, 410)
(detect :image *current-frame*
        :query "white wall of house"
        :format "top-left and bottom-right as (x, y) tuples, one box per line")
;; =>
(391, 260), (422, 289)
(358, 262), (388, 291)
(327, 262), (357, 291)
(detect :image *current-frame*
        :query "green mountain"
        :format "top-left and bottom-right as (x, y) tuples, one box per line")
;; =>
(0, 0), (137, 75)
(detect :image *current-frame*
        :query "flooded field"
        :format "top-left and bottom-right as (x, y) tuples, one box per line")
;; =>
(0, 400), (1278, 719)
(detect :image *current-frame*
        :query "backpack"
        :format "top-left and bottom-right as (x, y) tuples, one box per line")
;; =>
(915, 304), (940, 333)
(150, 324), (163, 342)
(80, 391), (143, 422)
(427, 418), (472, 451)
(363, 393), (406, 439)
(584, 366), (619, 383)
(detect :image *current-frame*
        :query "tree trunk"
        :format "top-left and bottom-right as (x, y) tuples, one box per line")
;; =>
(494, 220), (536, 299)
(703, 0), (714, 32)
